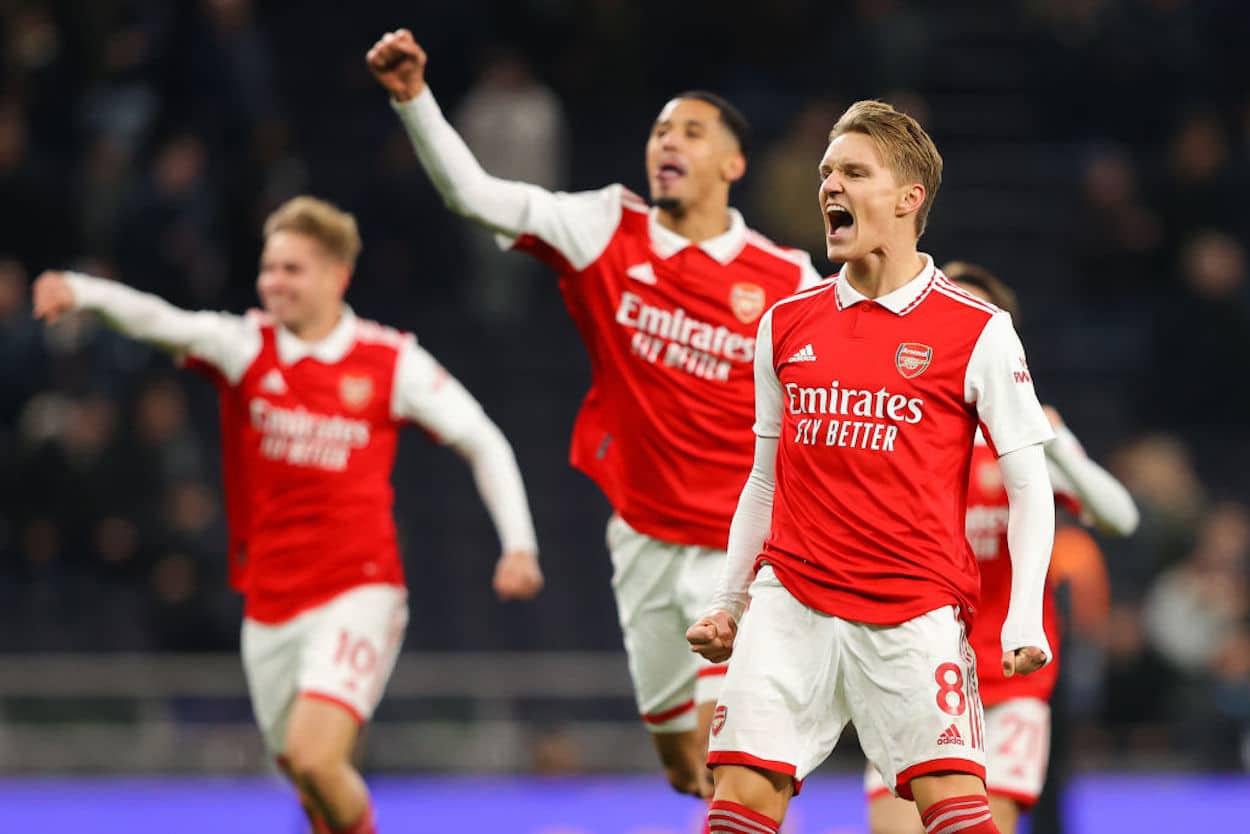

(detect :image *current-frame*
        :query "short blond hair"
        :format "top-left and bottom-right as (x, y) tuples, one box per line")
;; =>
(263, 196), (362, 267)
(829, 100), (943, 236)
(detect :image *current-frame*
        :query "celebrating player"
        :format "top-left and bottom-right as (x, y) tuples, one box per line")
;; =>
(33, 196), (542, 834)
(865, 261), (1140, 834)
(687, 100), (1056, 834)
(366, 28), (822, 798)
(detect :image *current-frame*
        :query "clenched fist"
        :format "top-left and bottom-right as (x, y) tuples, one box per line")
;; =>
(687, 610), (737, 663)
(365, 29), (428, 103)
(1001, 645), (1048, 677)
(493, 549), (544, 601)
(32, 270), (77, 324)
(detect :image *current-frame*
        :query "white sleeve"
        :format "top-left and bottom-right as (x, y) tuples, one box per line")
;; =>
(392, 89), (621, 271)
(965, 312), (1054, 456)
(391, 340), (538, 554)
(67, 272), (258, 384)
(998, 443), (1055, 660)
(1045, 424), (1140, 536)
(751, 311), (783, 438)
(710, 311), (782, 622)
(712, 436), (778, 624)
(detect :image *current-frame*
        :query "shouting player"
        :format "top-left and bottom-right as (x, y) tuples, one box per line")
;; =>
(366, 28), (822, 798)
(33, 196), (542, 834)
(687, 101), (1056, 834)
(864, 262), (1139, 834)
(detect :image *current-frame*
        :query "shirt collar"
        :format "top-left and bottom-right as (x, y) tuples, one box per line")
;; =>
(833, 253), (936, 315)
(648, 207), (747, 264)
(276, 306), (356, 365)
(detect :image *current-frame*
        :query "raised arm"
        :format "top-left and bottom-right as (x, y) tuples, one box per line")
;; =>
(966, 313), (1056, 676)
(1043, 407), (1140, 537)
(366, 28), (619, 271)
(687, 310), (781, 663)
(33, 270), (258, 383)
(391, 340), (542, 600)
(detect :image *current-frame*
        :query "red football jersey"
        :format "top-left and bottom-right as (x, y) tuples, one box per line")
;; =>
(508, 185), (819, 549)
(69, 269), (534, 625)
(967, 439), (1083, 705)
(180, 309), (502, 623)
(234, 319), (407, 621)
(756, 260), (1054, 627)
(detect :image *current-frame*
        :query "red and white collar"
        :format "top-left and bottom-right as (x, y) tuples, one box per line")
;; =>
(648, 207), (747, 264)
(833, 253), (936, 315)
(276, 305), (356, 365)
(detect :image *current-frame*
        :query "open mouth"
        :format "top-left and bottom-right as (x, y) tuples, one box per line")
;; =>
(825, 203), (854, 236)
(656, 161), (687, 185)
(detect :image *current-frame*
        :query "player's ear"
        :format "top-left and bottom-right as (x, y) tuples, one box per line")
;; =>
(896, 183), (925, 220)
(722, 151), (746, 185)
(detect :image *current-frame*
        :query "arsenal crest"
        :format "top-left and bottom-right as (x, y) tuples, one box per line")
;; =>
(729, 282), (766, 324)
(711, 704), (728, 736)
(895, 342), (933, 379)
(339, 374), (374, 411)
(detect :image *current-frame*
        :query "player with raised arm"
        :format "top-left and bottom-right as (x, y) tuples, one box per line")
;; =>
(865, 262), (1140, 834)
(686, 101), (1056, 834)
(366, 28), (822, 799)
(33, 196), (542, 834)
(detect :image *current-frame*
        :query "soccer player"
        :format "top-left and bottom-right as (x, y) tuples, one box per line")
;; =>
(864, 262), (1140, 834)
(687, 100), (1057, 834)
(32, 196), (542, 834)
(366, 28), (822, 798)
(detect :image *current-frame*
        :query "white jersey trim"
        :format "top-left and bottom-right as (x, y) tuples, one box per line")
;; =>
(932, 277), (1001, 317)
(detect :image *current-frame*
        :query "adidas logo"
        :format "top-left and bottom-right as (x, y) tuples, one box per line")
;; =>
(626, 262), (658, 285)
(787, 343), (817, 363)
(260, 369), (288, 395)
(937, 724), (965, 746)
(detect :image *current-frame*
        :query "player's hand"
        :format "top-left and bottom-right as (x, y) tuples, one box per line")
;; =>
(492, 548), (543, 600)
(366, 29), (427, 102)
(32, 270), (77, 324)
(1001, 646), (1048, 677)
(687, 610), (737, 663)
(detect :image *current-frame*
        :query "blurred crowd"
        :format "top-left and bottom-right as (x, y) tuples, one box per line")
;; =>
(1, 0), (1248, 770)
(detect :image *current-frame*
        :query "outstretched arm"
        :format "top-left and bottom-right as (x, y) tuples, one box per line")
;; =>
(1043, 407), (1139, 536)
(392, 341), (542, 600)
(366, 29), (619, 270)
(33, 270), (258, 383)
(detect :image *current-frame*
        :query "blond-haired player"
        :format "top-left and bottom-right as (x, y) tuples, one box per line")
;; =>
(688, 101), (1056, 834)
(33, 196), (542, 834)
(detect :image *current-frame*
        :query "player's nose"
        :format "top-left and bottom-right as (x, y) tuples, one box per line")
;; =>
(820, 172), (843, 198)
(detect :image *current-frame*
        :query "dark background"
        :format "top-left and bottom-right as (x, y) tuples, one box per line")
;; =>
(1, 0), (1248, 772)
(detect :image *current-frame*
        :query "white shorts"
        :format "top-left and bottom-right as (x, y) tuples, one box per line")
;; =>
(864, 697), (1051, 807)
(607, 515), (727, 733)
(708, 566), (985, 798)
(241, 583), (409, 754)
